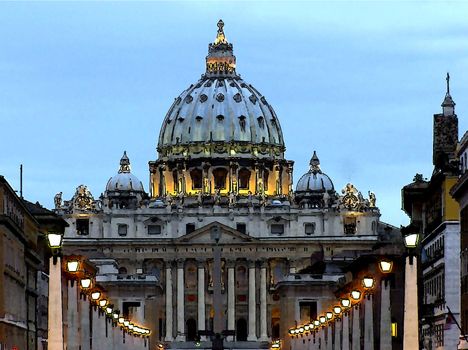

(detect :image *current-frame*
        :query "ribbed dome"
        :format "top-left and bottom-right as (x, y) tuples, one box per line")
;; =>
(296, 152), (334, 193)
(105, 152), (145, 193)
(157, 20), (285, 160)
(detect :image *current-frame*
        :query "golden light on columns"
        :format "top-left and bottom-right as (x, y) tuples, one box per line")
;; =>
(379, 259), (393, 273)
(362, 276), (375, 289)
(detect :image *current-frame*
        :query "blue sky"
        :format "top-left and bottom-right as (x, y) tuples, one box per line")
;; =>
(1, 1), (467, 226)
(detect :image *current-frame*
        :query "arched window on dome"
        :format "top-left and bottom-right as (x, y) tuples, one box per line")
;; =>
(213, 168), (228, 190)
(238, 168), (250, 189)
(190, 169), (203, 190)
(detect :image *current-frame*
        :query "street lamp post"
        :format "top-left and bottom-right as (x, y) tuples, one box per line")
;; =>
(46, 231), (64, 350)
(403, 233), (420, 350)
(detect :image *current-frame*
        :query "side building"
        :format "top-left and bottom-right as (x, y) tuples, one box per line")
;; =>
(450, 130), (468, 349)
(402, 75), (461, 349)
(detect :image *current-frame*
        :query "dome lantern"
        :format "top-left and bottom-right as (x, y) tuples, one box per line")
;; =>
(205, 19), (237, 78)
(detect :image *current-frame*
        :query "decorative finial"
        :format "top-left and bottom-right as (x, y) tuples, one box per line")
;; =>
(441, 72), (455, 114)
(446, 72), (450, 94)
(214, 19), (227, 45)
(119, 151), (131, 173)
(310, 151), (321, 173)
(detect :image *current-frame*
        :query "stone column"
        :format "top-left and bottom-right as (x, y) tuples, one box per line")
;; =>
(67, 281), (79, 350)
(165, 262), (174, 341)
(79, 294), (91, 350)
(91, 307), (105, 350)
(259, 262), (268, 340)
(327, 325), (333, 350)
(176, 259), (186, 341)
(320, 327), (326, 350)
(48, 257), (64, 350)
(380, 280), (391, 350)
(342, 313), (350, 350)
(334, 319), (341, 350)
(247, 261), (257, 341)
(351, 305), (360, 350)
(227, 261), (236, 341)
(198, 260), (206, 340)
(363, 295), (374, 350)
(403, 256), (418, 349)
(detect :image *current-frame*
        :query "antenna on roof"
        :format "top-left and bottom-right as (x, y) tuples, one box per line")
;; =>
(20, 164), (23, 198)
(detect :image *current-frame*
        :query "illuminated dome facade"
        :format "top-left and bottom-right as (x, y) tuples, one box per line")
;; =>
(150, 21), (293, 200)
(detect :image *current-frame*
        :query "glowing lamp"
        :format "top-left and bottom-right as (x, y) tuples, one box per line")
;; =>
(46, 232), (63, 249)
(80, 278), (92, 289)
(118, 317), (125, 324)
(105, 306), (113, 314)
(298, 326), (304, 333)
(113, 312), (119, 319)
(351, 290), (361, 301)
(333, 306), (342, 315)
(326, 312), (333, 320)
(91, 291), (101, 300)
(67, 260), (80, 273)
(362, 277), (375, 289)
(319, 316), (326, 324)
(404, 233), (420, 248)
(99, 299), (108, 307)
(129, 324), (134, 330)
(341, 298), (351, 308)
(304, 324), (310, 331)
(289, 329), (295, 335)
(314, 320), (320, 327)
(379, 259), (393, 273)
(124, 320), (130, 327)
(308, 323), (314, 329)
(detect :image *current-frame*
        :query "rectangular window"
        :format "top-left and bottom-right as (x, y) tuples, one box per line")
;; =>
(271, 224), (284, 235)
(118, 224), (128, 236)
(186, 223), (195, 234)
(122, 301), (141, 319)
(344, 216), (357, 235)
(148, 224), (162, 235)
(304, 223), (315, 235)
(299, 301), (317, 323)
(236, 223), (246, 234)
(76, 219), (89, 235)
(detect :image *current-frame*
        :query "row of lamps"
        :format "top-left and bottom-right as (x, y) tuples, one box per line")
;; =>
(47, 232), (151, 338)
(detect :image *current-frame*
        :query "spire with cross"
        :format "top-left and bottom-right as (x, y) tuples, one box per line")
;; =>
(441, 72), (455, 115)
(206, 19), (236, 77)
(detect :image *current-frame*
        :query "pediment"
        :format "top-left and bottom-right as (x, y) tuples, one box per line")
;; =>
(176, 221), (257, 244)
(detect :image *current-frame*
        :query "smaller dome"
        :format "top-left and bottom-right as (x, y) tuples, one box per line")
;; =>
(106, 152), (145, 193)
(296, 151), (334, 193)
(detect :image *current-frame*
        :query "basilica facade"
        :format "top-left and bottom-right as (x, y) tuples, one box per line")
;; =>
(55, 21), (402, 350)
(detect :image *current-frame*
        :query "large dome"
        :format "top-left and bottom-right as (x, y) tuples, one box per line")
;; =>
(157, 20), (285, 161)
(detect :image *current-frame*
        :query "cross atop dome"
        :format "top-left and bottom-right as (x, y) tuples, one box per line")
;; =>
(214, 19), (228, 45)
(310, 151), (322, 174)
(119, 151), (131, 173)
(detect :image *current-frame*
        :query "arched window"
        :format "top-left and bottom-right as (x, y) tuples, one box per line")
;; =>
(190, 169), (203, 190)
(213, 168), (228, 189)
(238, 168), (250, 189)
(118, 267), (127, 275)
